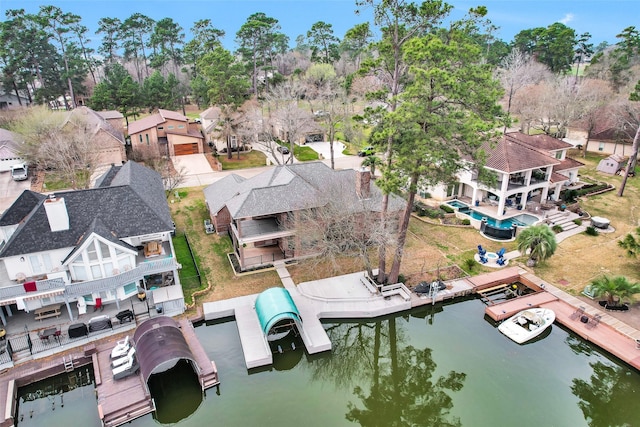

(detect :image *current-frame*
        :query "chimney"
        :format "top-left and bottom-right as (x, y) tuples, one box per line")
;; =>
(355, 168), (371, 199)
(44, 195), (70, 232)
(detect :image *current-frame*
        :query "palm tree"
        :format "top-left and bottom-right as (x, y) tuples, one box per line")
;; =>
(589, 275), (640, 307)
(361, 155), (382, 178)
(516, 224), (557, 266)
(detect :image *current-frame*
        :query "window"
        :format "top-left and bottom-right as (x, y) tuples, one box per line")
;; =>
(139, 135), (143, 143)
(598, 142), (605, 151)
(168, 125), (174, 129)
(178, 124), (185, 129)
(123, 282), (137, 295)
(99, 241), (111, 259)
(29, 254), (52, 275)
(231, 135), (237, 148)
(91, 265), (103, 279)
(73, 265), (88, 280)
(555, 151), (562, 159)
(146, 134), (149, 145)
(158, 126), (164, 130)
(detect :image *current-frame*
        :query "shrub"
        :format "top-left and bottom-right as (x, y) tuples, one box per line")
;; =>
(552, 225), (563, 233)
(440, 204), (455, 213)
(461, 219), (471, 226)
(464, 258), (476, 272)
(585, 226), (599, 236)
(573, 218), (582, 226)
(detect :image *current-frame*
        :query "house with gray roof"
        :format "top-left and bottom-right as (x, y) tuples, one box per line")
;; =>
(66, 107), (127, 167)
(203, 162), (405, 271)
(427, 132), (584, 216)
(0, 129), (24, 172)
(0, 161), (184, 326)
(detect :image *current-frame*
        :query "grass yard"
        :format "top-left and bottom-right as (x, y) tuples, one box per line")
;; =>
(170, 147), (640, 315)
(293, 145), (319, 161)
(218, 150), (268, 170)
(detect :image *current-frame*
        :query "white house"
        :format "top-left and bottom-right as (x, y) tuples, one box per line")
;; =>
(427, 132), (584, 217)
(0, 129), (24, 172)
(0, 161), (184, 326)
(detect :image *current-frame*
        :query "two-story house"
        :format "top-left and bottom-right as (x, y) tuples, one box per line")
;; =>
(0, 161), (184, 326)
(128, 109), (203, 157)
(203, 162), (405, 271)
(66, 107), (127, 167)
(428, 132), (583, 216)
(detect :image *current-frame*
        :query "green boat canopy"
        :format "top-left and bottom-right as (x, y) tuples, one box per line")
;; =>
(255, 287), (301, 335)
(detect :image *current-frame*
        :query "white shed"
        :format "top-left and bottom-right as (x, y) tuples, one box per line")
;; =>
(596, 154), (626, 175)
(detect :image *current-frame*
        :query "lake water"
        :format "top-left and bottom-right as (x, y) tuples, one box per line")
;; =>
(20, 297), (640, 427)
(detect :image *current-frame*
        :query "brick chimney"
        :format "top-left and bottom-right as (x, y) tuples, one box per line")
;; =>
(44, 195), (70, 232)
(355, 168), (371, 199)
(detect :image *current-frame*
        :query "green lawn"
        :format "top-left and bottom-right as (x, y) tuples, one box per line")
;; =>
(218, 150), (268, 170)
(294, 145), (319, 161)
(172, 232), (201, 304)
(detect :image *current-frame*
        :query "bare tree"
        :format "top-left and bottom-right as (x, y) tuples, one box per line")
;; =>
(614, 80), (640, 196)
(266, 80), (315, 164)
(10, 106), (101, 189)
(289, 174), (397, 278)
(317, 79), (349, 169)
(573, 78), (614, 157)
(496, 48), (550, 130)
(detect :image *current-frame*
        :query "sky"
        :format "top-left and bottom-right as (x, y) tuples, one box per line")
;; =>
(2, 0), (639, 51)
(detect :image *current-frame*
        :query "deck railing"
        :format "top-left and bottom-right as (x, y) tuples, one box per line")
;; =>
(0, 258), (177, 301)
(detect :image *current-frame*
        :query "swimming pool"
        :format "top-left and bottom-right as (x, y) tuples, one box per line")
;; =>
(446, 200), (539, 229)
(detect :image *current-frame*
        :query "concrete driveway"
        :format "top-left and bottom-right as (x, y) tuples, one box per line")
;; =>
(171, 154), (216, 188)
(0, 171), (31, 213)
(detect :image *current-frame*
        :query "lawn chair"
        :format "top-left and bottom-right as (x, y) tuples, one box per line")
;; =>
(496, 257), (506, 266)
(570, 306), (586, 320)
(477, 245), (487, 256)
(496, 247), (506, 258)
(94, 297), (103, 312)
(479, 255), (488, 264)
(586, 314), (602, 329)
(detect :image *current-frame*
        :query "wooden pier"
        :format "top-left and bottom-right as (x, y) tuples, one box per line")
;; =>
(484, 292), (559, 321)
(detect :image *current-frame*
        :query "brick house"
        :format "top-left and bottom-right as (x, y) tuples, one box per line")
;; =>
(128, 109), (204, 157)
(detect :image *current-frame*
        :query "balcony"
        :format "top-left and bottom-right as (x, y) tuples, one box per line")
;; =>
(0, 257), (178, 304)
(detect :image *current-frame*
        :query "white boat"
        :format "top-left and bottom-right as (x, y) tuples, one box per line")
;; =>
(498, 308), (555, 344)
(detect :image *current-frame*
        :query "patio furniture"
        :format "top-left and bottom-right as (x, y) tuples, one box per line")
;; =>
(94, 298), (103, 312)
(586, 314), (602, 329)
(88, 315), (112, 332)
(68, 323), (88, 338)
(111, 335), (130, 359)
(496, 248), (506, 258)
(116, 309), (134, 324)
(496, 257), (506, 266)
(38, 327), (57, 342)
(570, 306), (586, 320)
(479, 255), (488, 264)
(144, 241), (163, 257)
(204, 219), (214, 234)
(477, 245), (487, 256)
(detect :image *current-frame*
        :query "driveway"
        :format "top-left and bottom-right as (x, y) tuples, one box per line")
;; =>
(0, 171), (31, 213)
(171, 154), (216, 188)
(305, 141), (348, 159)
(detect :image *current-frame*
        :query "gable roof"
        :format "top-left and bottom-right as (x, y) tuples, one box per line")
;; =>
(0, 129), (23, 160)
(65, 107), (125, 145)
(0, 161), (173, 258)
(0, 190), (46, 226)
(96, 110), (124, 120)
(508, 132), (573, 152)
(204, 162), (404, 220)
(128, 109), (189, 135)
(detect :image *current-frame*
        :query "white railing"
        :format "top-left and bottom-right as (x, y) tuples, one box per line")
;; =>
(0, 258), (177, 301)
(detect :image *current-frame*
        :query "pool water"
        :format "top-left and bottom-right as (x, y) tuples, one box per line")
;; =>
(446, 201), (539, 229)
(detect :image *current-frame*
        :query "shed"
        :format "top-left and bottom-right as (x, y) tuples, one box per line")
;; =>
(254, 288), (301, 336)
(596, 154), (626, 175)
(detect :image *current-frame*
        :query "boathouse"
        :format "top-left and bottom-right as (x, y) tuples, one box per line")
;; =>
(254, 288), (301, 337)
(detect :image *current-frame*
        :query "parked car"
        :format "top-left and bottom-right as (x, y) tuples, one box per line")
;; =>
(357, 146), (375, 157)
(10, 163), (28, 181)
(277, 145), (290, 155)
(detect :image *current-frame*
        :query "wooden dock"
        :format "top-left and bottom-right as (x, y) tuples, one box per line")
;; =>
(178, 319), (220, 389)
(94, 341), (155, 427)
(484, 292), (559, 321)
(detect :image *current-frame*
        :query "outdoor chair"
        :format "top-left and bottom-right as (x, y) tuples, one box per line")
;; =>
(479, 255), (488, 264)
(570, 306), (586, 320)
(586, 314), (602, 329)
(496, 247), (506, 258)
(94, 297), (103, 312)
(496, 257), (506, 266)
(477, 245), (486, 256)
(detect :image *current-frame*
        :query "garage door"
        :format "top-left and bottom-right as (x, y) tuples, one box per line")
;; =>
(174, 143), (199, 156)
